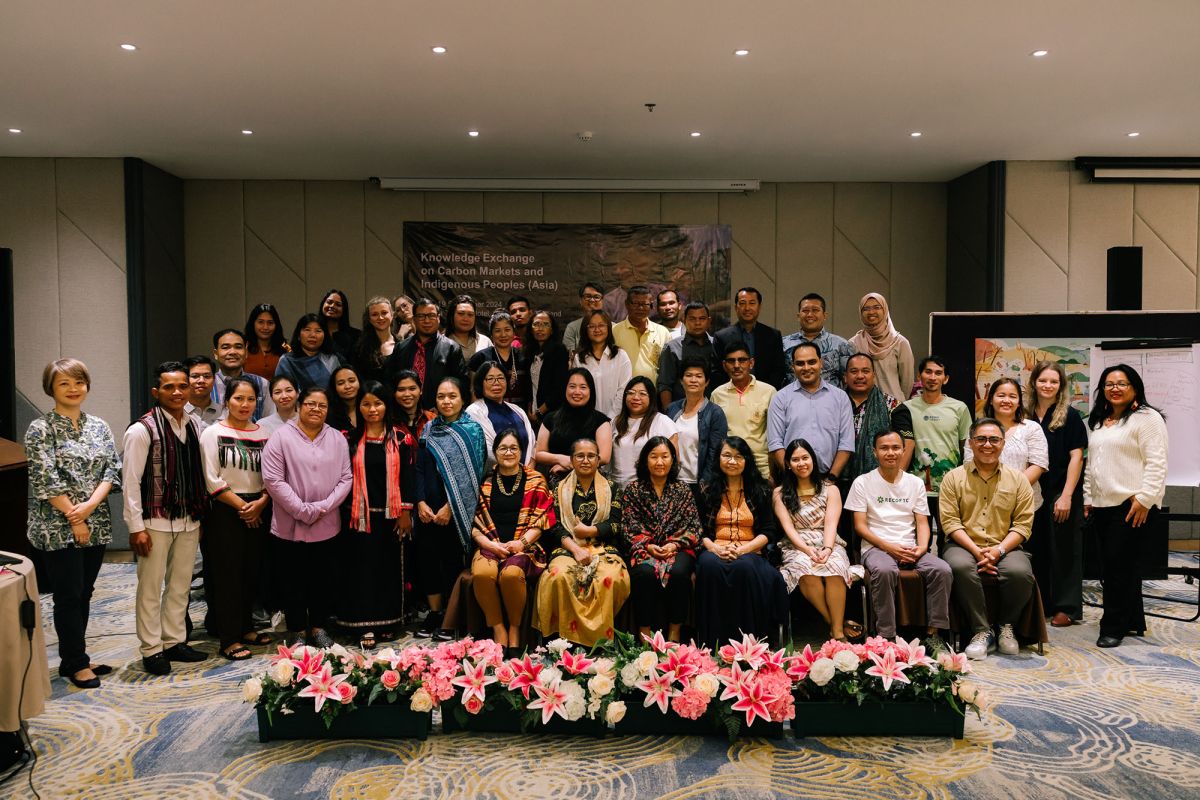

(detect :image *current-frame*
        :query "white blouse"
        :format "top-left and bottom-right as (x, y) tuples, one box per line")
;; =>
(964, 418), (1049, 509)
(573, 348), (632, 421)
(1083, 407), (1168, 510)
(610, 412), (678, 488)
(199, 421), (269, 496)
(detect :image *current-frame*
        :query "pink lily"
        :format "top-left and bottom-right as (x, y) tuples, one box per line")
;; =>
(726, 633), (769, 669)
(527, 678), (568, 724)
(505, 654), (544, 699)
(296, 664), (348, 713)
(450, 659), (497, 705)
(760, 647), (787, 671)
(660, 649), (698, 682)
(290, 647), (326, 682)
(271, 641), (299, 665)
(558, 650), (595, 676)
(636, 669), (678, 714)
(718, 661), (752, 701)
(786, 645), (817, 681)
(641, 630), (674, 653)
(865, 649), (912, 692)
(730, 680), (773, 727)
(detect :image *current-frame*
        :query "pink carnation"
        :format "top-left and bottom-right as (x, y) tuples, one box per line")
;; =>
(425, 673), (456, 703)
(671, 687), (710, 720)
(755, 666), (796, 722)
(380, 669), (401, 690)
(468, 638), (506, 666)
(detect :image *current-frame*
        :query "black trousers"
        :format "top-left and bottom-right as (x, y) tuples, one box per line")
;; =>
(274, 534), (340, 634)
(205, 502), (268, 648)
(1030, 494), (1084, 619)
(629, 552), (695, 630)
(413, 520), (465, 600)
(1092, 500), (1151, 637)
(39, 543), (106, 676)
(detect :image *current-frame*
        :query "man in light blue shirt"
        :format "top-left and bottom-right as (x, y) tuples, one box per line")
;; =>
(767, 341), (854, 479)
(781, 293), (854, 388)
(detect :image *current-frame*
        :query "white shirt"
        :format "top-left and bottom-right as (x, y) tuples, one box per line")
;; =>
(465, 399), (537, 470)
(200, 421), (269, 496)
(121, 410), (202, 533)
(964, 418), (1050, 510)
(257, 412), (294, 438)
(844, 468), (929, 553)
(573, 348), (632, 421)
(675, 410), (700, 484)
(1083, 407), (1168, 509)
(610, 412), (678, 487)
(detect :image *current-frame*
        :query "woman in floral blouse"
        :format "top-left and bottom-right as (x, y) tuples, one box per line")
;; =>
(25, 359), (121, 689)
(621, 436), (701, 643)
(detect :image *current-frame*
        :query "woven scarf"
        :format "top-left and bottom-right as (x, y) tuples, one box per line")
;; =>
(136, 407), (208, 522)
(423, 414), (486, 553)
(853, 385), (895, 477)
(348, 428), (406, 533)
(849, 292), (904, 360)
(556, 471), (612, 535)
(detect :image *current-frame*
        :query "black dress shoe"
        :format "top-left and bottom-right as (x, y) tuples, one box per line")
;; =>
(90, 664), (114, 676)
(1096, 635), (1123, 648)
(142, 653), (172, 675)
(163, 643), (207, 662)
(66, 670), (100, 689)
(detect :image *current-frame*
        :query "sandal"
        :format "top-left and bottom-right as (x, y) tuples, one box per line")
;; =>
(221, 645), (253, 661)
(359, 632), (376, 649)
(844, 620), (865, 640)
(240, 632), (273, 646)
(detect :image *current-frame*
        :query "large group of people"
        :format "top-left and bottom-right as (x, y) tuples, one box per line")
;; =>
(23, 285), (1170, 687)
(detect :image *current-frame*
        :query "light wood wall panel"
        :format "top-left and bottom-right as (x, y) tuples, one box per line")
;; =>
(304, 182), (364, 312)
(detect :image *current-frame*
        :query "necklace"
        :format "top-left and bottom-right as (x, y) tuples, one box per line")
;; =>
(495, 470), (522, 496)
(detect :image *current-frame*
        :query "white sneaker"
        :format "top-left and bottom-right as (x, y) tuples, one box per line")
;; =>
(965, 631), (993, 660)
(997, 624), (1019, 655)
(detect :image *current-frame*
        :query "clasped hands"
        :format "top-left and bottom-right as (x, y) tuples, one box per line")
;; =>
(974, 546), (1003, 575)
(647, 542), (680, 560)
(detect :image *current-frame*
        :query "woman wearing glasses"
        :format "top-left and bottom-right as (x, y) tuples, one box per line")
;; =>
(468, 311), (529, 410)
(1084, 364), (1167, 649)
(572, 309), (632, 420)
(848, 292), (914, 401)
(695, 437), (788, 647)
(470, 428), (555, 655)
(609, 376), (677, 491)
(466, 361), (537, 470)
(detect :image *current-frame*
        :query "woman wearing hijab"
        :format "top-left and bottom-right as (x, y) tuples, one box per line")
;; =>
(848, 292), (915, 401)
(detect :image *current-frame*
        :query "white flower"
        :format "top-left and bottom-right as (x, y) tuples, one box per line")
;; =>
(587, 673), (615, 698)
(409, 687), (434, 713)
(241, 677), (263, 703)
(956, 681), (980, 705)
(547, 638), (572, 654)
(591, 657), (616, 678)
(635, 651), (659, 675)
(809, 658), (836, 686)
(538, 666), (563, 687)
(268, 659), (295, 685)
(832, 650), (860, 673)
(586, 697), (602, 718)
(561, 679), (586, 703)
(619, 663), (641, 688)
(693, 672), (720, 698)
(329, 643), (350, 659)
(376, 647), (398, 665)
(605, 700), (627, 724)
(563, 694), (587, 721)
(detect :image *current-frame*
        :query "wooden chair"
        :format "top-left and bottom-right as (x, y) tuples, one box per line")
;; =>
(440, 568), (542, 646)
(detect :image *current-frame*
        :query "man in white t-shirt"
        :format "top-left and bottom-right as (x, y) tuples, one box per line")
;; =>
(845, 430), (951, 643)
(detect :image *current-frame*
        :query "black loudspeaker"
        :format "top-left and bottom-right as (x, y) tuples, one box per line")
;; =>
(0, 248), (14, 441)
(1106, 246), (1142, 310)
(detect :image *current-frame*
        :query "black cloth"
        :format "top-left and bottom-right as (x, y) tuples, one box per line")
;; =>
(414, 441), (449, 510)
(695, 550), (788, 647)
(329, 325), (361, 362)
(1034, 404), (1088, 502)
(1092, 500), (1151, 638)
(543, 408), (609, 461)
(543, 478), (622, 551)
(205, 500), (268, 648)
(337, 510), (405, 630)
(629, 552), (695, 630)
(712, 323), (787, 389)
(412, 441), (466, 599)
(489, 472), (525, 542)
(469, 346), (530, 409)
(532, 341), (571, 417)
(657, 334), (720, 403)
(383, 333), (468, 409)
(40, 543), (105, 676)
(276, 534), (340, 633)
(364, 441), (387, 507)
(1031, 500), (1083, 618)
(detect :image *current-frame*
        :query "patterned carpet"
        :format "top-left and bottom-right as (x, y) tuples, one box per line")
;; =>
(6, 560), (1200, 800)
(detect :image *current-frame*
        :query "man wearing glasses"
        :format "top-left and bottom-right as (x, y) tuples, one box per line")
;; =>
(712, 287), (786, 390)
(612, 285), (670, 383)
(561, 282), (605, 354)
(383, 298), (468, 409)
(938, 418), (1036, 660)
(710, 342), (776, 480)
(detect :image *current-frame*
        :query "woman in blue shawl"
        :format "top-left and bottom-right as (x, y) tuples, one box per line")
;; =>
(413, 376), (485, 639)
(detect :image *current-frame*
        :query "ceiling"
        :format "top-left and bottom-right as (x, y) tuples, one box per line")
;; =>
(3, 1), (1199, 182)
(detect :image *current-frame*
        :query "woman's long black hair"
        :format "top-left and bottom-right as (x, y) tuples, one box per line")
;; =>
(243, 303), (287, 355)
(700, 436), (773, 526)
(1087, 363), (1161, 430)
(777, 438), (830, 516)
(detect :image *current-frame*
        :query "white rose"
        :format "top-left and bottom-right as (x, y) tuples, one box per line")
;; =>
(242, 677), (263, 703)
(538, 666), (563, 687)
(329, 643), (350, 659)
(619, 663), (642, 688)
(957, 681), (980, 705)
(587, 673), (615, 698)
(409, 687), (434, 713)
(591, 657), (616, 678)
(376, 647), (398, 664)
(635, 651), (659, 675)
(547, 638), (572, 654)
(605, 700), (627, 724)
(563, 694), (587, 721)
(832, 650), (860, 673)
(809, 658), (836, 687)
(269, 659), (295, 685)
(693, 673), (720, 698)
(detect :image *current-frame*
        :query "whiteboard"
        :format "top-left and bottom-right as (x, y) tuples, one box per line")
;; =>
(1088, 343), (1199, 487)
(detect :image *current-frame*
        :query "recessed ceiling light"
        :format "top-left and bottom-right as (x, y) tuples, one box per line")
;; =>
(7, 128), (21, 134)
(120, 43), (137, 51)
(241, 129), (254, 135)
(910, 131), (922, 138)
(468, 130), (480, 137)
(690, 131), (702, 137)
(431, 46), (447, 54)
(733, 49), (749, 56)
(1031, 49), (1049, 57)
(1127, 131), (1140, 137)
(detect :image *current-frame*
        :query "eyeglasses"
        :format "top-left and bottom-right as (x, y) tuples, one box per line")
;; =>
(862, 304), (884, 312)
(483, 375), (507, 384)
(413, 312), (439, 320)
(573, 452), (599, 461)
(495, 445), (521, 454)
(1104, 381), (1131, 390)
(531, 321), (552, 329)
(721, 452), (745, 462)
(724, 357), (751, 364)
(625, 390), (650, 398)
(301, 401), (329, 410)
(582, 294), (603, 302)
(971, 435), (1003, 445)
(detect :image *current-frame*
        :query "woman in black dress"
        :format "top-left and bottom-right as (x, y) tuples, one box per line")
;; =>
(534, 367), (612, 482)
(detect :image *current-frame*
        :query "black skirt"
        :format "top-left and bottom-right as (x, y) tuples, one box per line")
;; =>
(336, 511), (406, 630)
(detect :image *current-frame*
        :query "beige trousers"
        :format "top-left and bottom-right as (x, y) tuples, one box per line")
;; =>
(135, 528), (199, 657)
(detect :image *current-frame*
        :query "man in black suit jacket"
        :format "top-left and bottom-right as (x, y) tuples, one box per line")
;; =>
(383, 297), (468, 408)
(712, 287), (786, 389)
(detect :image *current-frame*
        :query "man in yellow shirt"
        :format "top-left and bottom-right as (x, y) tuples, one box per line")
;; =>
(710, 342), (776, 480)
(939, 417), (1035, 661)
(612, 285), (669, 383)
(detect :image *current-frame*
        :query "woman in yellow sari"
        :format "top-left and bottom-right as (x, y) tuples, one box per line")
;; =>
(534, 438), (630, 646)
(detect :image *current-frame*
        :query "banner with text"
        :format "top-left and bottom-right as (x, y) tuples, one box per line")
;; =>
(403, 222), (732, 324)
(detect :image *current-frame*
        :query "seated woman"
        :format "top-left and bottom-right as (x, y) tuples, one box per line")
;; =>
(470, 429), (556, 655)
(610, 376), (678, 490)
(274, 313), (343, 392)
(695, 436), (789, 647)
(466, 361), (537, 470)
(199, 376), (272, 660)
(414, 377), (486, 639)
(326, 365), (361, 433)
(526, 310), (570, 426)
(534, 367), (612, 482)
(666, 358), (727, 501)
(622, 436), (702, 643)
(468, 311), (530, 409)
(534, 438), (630, 646)
(773, 438), (855, 641)
(336, 380), (411, 647)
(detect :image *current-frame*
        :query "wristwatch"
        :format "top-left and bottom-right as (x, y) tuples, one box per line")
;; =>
(996, 544), (1006, 557)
